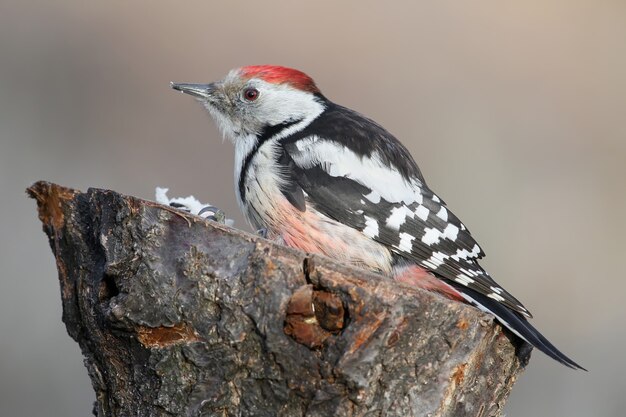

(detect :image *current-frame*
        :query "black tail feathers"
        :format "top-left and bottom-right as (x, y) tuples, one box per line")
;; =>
(452, 284), (586, 370)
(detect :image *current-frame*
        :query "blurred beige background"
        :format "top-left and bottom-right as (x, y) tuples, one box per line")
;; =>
(1, 1), (625, 416)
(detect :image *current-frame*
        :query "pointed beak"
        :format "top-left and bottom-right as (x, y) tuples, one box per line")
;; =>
(170, 82), (216, 99)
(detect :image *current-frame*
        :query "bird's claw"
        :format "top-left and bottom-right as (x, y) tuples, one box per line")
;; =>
(169, 202), (192, 212)
(198, 205), (226, 223)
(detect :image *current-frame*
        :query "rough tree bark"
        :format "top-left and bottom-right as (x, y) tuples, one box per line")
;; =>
(28, 181), (527, 417)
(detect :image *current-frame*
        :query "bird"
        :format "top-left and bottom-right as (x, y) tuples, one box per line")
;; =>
(171, 65), (583, 369)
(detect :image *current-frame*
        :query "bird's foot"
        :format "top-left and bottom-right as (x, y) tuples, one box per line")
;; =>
(155, 187), (234, 225)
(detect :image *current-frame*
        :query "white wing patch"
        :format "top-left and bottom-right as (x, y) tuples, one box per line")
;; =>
(490, 286), (503, 294)
(460, 267), (479, 277)
(362, 215), (379, 238)
(436, 206), (448, 221)
(488, 292), (506, 302)
(421, 224), (459, 245)
(451, 244), (482, 261)
(386, 206), (415, 230)
(421, 251), (450, 269)
(364, 190), (382, 204)
(415, 204), (429, 221)
(422, 227), (441, 245)
(286, 134), (532, 318)
(396, 232), (415, 252)
(290, 137), (423, 204)
(443, 224), (459, 241)
(455, 274), (475, 286)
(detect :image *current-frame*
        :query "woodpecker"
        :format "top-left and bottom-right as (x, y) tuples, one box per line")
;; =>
(171, 65), (583, 369)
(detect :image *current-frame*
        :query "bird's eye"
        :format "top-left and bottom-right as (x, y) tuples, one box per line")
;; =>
(243, 88), (259, 101)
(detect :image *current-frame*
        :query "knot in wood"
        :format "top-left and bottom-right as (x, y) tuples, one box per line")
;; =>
(284, 284), (345, 348)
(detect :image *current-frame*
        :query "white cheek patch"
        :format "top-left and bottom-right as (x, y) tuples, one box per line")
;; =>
(253, 82), (325, 130)
(205, 78), (326, 144)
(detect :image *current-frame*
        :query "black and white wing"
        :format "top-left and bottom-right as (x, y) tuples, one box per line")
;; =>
(279, 102), (531, 318)
(274, 102), (586, 369)
(274, 103), (588, 369)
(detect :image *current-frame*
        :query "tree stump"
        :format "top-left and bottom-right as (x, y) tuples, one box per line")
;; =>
(28, 181), (526, 417)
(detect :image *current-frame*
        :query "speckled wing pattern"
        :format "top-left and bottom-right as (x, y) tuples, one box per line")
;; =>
(279, 101), (531, 318)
